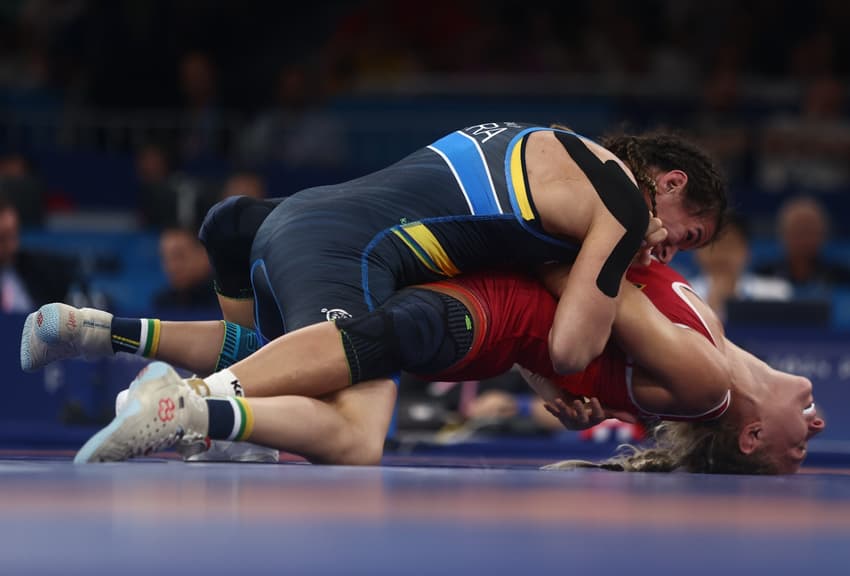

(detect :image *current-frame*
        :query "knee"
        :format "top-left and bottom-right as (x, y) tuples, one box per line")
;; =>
(198, 196), (244, 249)
(332, 430), (386, 466)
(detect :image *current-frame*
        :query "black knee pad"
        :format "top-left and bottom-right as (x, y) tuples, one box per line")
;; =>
(336, 288), (474, 383)
(199, 196), (279, 299)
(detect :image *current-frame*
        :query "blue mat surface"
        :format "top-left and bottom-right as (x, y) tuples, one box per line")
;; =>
(2, 454), (850, 575)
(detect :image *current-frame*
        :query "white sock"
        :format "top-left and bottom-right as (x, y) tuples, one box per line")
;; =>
(203, 368), (243, 397)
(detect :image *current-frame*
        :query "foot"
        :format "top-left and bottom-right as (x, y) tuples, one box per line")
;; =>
(21, 303), (114, 372)
(75, 362), (209, 463)
(115, 378), (215, 460)
(115, 386), (279, 463)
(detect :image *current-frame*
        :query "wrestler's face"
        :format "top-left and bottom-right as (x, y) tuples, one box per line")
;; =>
(651, 190), (718, 264)
(758, 372), (825, 474)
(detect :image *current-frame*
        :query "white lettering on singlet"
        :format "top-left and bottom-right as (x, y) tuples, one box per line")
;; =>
(465, 123), (508, 143)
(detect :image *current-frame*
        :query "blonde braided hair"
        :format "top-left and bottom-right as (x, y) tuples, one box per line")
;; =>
(543, 418), (777, 475)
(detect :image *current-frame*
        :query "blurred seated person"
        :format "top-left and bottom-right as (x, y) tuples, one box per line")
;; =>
(238, 64), (348, 169)
(136, 143), (219, 230)
(692, 63), (754, 187)
(755, 195), (850, 296)
(403, 368), (644, 444)
(398, 368), (585, 437)
(0, 195), (76, 313)
(221, 171), (266, 200)
(758, 76), (850, 191)
(153, 227), (218, 310)
(0, 152), (45, 226)
(689, 214), (791, 321)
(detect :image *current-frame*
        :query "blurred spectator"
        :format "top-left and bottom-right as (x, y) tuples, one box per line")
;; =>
(396, 369), (563, 436)
(221, 171), (266, 200)
(153, 227), (218, 310)
(579, 0), (649, 80)
(755, 196), (850, 294)
(238, 64), (348, 170)
(0, 153), (31, 178)
(135, 143), (218, 230)
(320, 0), (425, 86)
(692, 62), (753, 187)
(689, 215), (791, 321)
(0, 194), (76, 312)
(178, 51), (223, 164)
(758, 76), (850, 191)
(0, 152), (44, 226)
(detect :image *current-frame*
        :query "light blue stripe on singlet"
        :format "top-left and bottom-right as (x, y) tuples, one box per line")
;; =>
(428, 131), (503, 215)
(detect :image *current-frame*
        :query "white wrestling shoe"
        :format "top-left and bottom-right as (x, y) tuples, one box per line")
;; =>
(115, 385), (279, 464)
(21, 303), (113, 372)
(75, 362), (209, 463)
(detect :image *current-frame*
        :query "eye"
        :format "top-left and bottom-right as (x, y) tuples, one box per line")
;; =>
(803, 401), (816, 415)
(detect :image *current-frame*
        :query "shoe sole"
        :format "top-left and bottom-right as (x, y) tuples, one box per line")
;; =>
(186, 446), (279, 463)
(74, 362), (172, 464)
(20, 304), (61, 373)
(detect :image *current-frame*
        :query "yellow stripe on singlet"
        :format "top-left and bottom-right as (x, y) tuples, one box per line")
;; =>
(509, 138), (535, 221)
(393, 223), (460, 277)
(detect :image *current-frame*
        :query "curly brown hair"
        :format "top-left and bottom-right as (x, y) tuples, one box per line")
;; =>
(600, 131), (728, 235)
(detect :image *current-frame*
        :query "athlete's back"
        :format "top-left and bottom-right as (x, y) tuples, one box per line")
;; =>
(425, 260), (724, 422)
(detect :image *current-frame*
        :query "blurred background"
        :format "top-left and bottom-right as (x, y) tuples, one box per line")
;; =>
(4, 0), (850, 455)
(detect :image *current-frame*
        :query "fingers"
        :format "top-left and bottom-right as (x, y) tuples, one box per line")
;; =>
(571, 399), (589, 426)
(644, 218), (667, 247)
(588, 397), (606, 421)
(635, 216), (668, 266)
(547, 397), (613, 430)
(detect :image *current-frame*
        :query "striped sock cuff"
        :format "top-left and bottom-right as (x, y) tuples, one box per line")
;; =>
(229, 397), (254, 441)
(139, 319), (161, 357)
(111, 318), (160, 356)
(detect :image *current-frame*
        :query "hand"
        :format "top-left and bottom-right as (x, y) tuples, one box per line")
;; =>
(635, 215), (667, 266)
(543, 396), (609, 431)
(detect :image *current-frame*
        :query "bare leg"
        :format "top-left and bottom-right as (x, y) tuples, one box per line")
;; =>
(217, 294), (255, 328)
(154, 295), (253, 375)
(155, 321), (225, 375)
(246, 378), (397, 464)
(20, 303), (231, 374)
(229, 321), (352, 398)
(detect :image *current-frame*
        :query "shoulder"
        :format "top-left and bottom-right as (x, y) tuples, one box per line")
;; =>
(532, 130), (638, 187)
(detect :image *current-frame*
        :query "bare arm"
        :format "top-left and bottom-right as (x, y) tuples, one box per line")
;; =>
(612, 281), (730, 415)
(526, 133), (662, 374)
(546, 212), (623, 373)
(536, 207), (663, 374)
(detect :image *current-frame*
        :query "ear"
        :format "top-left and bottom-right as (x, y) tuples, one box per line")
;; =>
(738, 421), (763, 455)
(656, 170), (689, 195)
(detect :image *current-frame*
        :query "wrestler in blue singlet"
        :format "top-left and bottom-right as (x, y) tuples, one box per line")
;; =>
(247, 122), (623, 342)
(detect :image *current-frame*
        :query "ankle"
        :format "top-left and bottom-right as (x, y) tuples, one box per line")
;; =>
(203, 368), (243, 397)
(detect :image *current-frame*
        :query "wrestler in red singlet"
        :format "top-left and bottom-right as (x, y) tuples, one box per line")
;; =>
(422, 259), (729, 422)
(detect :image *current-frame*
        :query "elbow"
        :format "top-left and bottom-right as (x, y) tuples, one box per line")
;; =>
(548, 330), (606, 375)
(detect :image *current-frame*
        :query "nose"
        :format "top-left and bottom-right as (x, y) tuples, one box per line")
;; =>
(808, 417), (825, 438)
(657, 244), (678, 264)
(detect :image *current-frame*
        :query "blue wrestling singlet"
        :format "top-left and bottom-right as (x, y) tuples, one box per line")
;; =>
(248, 122), (594, 342)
